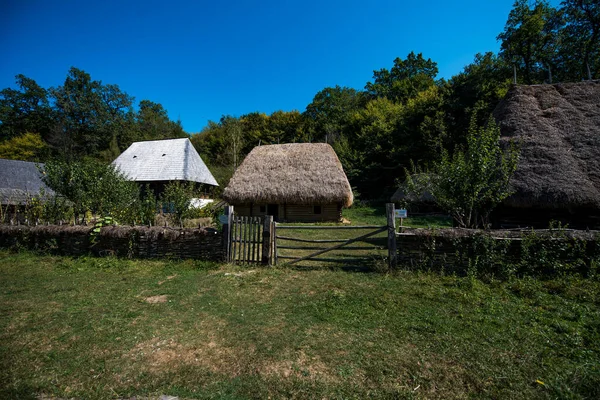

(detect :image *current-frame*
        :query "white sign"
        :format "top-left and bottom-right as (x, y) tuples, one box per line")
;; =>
(395, 209), (407, 219)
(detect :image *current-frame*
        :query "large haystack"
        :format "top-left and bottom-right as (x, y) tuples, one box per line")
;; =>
(494, 81), (600, 210)
(223, 143), (353, 207)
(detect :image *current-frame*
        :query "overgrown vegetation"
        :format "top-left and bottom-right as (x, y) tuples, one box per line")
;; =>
(1, 251), (599, 399)
(404, 117), (519, 228)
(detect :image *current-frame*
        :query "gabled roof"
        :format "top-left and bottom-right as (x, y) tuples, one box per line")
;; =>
(0, 158), (53, 204)
(493, 81), (600, 209)
(223, 143), (353, 207)
(112, 138), (218, 186)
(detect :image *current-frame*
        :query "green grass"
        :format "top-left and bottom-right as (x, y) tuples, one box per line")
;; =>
(1, 250), (600, 399)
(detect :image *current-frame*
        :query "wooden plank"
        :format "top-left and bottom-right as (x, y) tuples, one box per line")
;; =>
(387, 203), (397, 269)
(277, 256), (367, 263)
(223, 206), (233, 262)
(231, 215), (237, 262)
(285, 227), (387, 266)
(262, 216), (272, 265)
(273, 222), (278, 266)
(276, 225), (386, 230)
(277, 245), (382, 251)
(276, 236), (351, 243)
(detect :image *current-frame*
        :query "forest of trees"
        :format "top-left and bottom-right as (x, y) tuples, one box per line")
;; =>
(1, 0), (598, 201)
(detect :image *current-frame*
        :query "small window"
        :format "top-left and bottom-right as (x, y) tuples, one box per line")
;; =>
(259, 205), (266, 213)
(314, 205), (322, 214)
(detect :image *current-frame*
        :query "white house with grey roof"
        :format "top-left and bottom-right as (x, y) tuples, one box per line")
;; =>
(112, 138), (218, 194)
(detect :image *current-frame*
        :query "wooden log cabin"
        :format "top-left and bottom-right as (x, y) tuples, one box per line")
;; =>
(223, 143), (353, 222)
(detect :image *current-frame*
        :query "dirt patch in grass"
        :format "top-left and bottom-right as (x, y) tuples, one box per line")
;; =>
(144, 295), (168, 304)
(259, 350), (342, 383)
(125, 336), (240, 376)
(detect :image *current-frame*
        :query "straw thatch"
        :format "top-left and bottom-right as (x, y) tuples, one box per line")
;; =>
(223, 143), (353, 207)
(390, 173), (436, 204)
(494, 81), (600, 209)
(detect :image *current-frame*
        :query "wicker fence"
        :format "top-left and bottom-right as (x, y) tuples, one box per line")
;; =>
(396, 228), (600, 278)
(0, 225), (224, 261)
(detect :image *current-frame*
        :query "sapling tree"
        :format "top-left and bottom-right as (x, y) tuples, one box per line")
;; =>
(405, 116), (519, 228)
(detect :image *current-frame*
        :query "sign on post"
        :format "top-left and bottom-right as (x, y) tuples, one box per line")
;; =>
(395, 209), (407, 219)
(394, 209), (407, 231)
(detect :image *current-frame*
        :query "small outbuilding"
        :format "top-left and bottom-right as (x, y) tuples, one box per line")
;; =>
(223, 143), (353, 222)
(112, 138), (218, 196)
(492, 80), (600, 228)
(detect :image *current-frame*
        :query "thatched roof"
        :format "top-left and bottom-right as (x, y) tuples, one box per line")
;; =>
(494, 81), (600, 209)
(223, 143), (353, 207)
(391, 173), (436, 204)
(0, 158), (53, 204)
(112, 138), (218, 186)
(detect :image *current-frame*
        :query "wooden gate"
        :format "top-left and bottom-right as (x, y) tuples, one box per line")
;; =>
(223, 203), (398, 268)
(273, 225), (387, 266)
(223, 206), (274, 264)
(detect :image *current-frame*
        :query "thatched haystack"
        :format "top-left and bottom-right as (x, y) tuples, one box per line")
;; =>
(223, 143), (352, 221)
(493, 81), (600, 227)
(494, 81), (600, 209)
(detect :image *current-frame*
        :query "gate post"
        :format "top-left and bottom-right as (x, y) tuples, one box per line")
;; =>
(262, 215), (273, 265)
(223, 205), (233, 262)
(386, 203), (397, 269)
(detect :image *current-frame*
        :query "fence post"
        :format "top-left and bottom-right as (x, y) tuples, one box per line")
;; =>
(386, 203), (397, 269)
(262, 215), (273, 265)
(223, 205), (233, 262)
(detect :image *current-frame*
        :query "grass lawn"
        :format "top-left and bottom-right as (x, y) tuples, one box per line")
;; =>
(1, 250), (600, 399)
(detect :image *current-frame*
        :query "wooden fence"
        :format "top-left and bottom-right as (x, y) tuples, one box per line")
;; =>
(223, 204), (398, 268)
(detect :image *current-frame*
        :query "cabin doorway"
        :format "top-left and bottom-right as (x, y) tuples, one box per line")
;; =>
(267, 204), (279, 221)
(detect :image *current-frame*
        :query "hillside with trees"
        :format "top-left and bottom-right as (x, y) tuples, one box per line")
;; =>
(1, 0), (598, 202)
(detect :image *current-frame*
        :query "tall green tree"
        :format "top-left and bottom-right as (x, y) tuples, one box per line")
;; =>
(365, 52), (438, 102)
(0, 74), (54, 141)
(498, 0), (562, 84)
(560, 0), (600, 80)
(405, 117), (519, 228)
(50, 67), (134, 158)
(303, 86), (364, 143)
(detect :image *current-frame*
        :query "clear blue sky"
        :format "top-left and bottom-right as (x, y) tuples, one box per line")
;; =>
(1, 0), (560, 133)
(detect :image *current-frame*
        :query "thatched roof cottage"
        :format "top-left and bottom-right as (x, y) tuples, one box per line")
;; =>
(112, 138), (218, 195)
(223, 143), (353, 222)
(0, 158), (53, 205)
(493, 80), (600, 228)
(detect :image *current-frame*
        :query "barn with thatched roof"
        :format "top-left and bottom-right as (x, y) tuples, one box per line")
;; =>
(223, 143), (353, 222)
(493, 80), (600, 228)
(112, 138), (218, 196)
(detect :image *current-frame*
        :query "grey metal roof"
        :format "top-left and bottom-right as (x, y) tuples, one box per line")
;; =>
(112, 138), (218, 186)
(0, 158), (54, 204)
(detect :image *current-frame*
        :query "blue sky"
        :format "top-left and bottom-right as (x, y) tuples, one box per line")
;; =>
(1, 0), (560, 133)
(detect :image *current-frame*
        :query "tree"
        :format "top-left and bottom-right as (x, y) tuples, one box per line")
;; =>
(365, 52), (438, 102)
(405, 116), (519, 228)
(49, 67), (135, 158)
(445, 52), (513, 145)
(41, 159), (138, 224)
(0, 132), (49, 162)
(303, 86), (364, 143)
(0, 74), (54, 141)
(560, 0), (600, 80)
(498, 0), (562, 84)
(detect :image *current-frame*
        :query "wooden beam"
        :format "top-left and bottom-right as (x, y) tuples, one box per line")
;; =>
(285, 227), (386, 266)
(262, 215), (273, 265)
(276, 225), (386, 230)
(387, 203), (397, 269)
